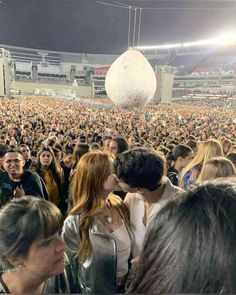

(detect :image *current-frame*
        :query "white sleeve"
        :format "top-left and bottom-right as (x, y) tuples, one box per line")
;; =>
(124, 193), (134, 210)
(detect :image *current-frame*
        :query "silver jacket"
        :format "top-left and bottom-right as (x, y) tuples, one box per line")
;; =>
(62, 215), (134, 294)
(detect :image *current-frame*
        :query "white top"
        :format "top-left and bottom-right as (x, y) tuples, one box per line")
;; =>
(124, 177), (183, 257)
(109, 221), (131, 278)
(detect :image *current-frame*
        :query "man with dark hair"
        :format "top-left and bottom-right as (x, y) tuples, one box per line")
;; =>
(0, 149), (48, 207)
(113, 148), (183, 256)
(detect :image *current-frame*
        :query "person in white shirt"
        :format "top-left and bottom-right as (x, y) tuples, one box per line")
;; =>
(113, 148), (183, 257)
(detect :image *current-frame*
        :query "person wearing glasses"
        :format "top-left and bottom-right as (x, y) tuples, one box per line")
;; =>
(0, 149), (48, 207)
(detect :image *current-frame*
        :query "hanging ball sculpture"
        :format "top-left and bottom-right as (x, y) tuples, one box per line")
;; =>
(105, 49), (157, 107)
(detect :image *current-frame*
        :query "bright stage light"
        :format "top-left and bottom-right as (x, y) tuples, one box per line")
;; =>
(217, 33), (236, 45)
(133, 32), (236, 51)
(135, 43), (182, 50)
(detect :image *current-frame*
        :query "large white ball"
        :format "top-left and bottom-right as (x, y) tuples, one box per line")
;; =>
(105, 49), (157, 107)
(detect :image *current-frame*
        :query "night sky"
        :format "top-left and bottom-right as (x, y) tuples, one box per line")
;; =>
(0, 0), (236, 54)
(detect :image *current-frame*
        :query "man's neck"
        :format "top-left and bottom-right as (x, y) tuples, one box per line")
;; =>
(142, 183), (165, 205)
(8, 173), (23, 182)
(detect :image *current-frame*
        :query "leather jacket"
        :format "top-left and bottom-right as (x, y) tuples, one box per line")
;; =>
(62, 215), (133, 294)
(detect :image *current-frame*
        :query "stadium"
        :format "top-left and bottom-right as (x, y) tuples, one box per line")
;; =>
(1, 0), (236, 294)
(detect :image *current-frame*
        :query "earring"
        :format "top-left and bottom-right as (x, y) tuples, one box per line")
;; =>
(1, 264), (24, 273)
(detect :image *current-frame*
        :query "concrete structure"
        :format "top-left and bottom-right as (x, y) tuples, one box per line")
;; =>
(153, 66), (176, 104)
(0, 48), (13, 97)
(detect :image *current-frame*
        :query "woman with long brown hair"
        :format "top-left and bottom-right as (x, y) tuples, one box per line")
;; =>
(62, 151), (133, 294)
(35, 146), (66, 214)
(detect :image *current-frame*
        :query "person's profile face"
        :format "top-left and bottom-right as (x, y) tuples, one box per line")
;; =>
(103, 139), (111, 152)
(108, 141), (118, 156)
(103, 160), (121, 193)
(21, 231), (65, 278)
(180, 152), (193, 169)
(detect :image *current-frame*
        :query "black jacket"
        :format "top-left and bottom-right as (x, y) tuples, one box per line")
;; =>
(0, 171), (48, 207)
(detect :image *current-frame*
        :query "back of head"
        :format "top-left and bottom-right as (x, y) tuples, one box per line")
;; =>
(0, 196), (62, 269)
(186, 139), (197, 150)
(70, 151), (110, 212)
(197, 156), (236, 183)
(129, 178), (236, 293)
(114, 148), (166, 191)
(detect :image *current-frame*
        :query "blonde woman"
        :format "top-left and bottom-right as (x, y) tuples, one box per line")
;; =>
(180, 139), (223, 188)
(197, 156), (236, 183)
(62, 151), (133, 294)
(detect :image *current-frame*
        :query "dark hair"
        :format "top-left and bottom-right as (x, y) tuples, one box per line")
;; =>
(53, 143), (63, 151)
(4, 148), (24, 158)
(52, 147), (62, 159)
(128, 178), (236, 293)
(73, 143), (90, 168)
(0, 196), (63, 269)
(111, 137), (129, 154)
(0, 144), (9, 158)
(113, 148), (166, 191)
(63, 145), (74, 155)
(167, 144), (192, 162)
(188, 135), (196, 141)
(227, 152), (236, 166)
(186, 140), (197, 150)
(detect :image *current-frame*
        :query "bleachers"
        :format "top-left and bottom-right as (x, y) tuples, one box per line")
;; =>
(10, 48), (60, 66)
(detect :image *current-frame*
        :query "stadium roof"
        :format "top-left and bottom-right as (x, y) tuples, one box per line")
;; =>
(1, 0), (236, 54)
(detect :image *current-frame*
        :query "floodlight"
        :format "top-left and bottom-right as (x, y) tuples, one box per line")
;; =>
(134, 32), (236, 51)
(182, 38), (218, 47)
(217, 33), (236, 45)
(135, 43), (182, 50)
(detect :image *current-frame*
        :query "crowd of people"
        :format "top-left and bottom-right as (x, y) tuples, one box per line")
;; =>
(1, 95), (236, 293)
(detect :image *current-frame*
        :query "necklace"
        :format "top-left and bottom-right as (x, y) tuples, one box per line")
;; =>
(104, 215), (113, 224)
